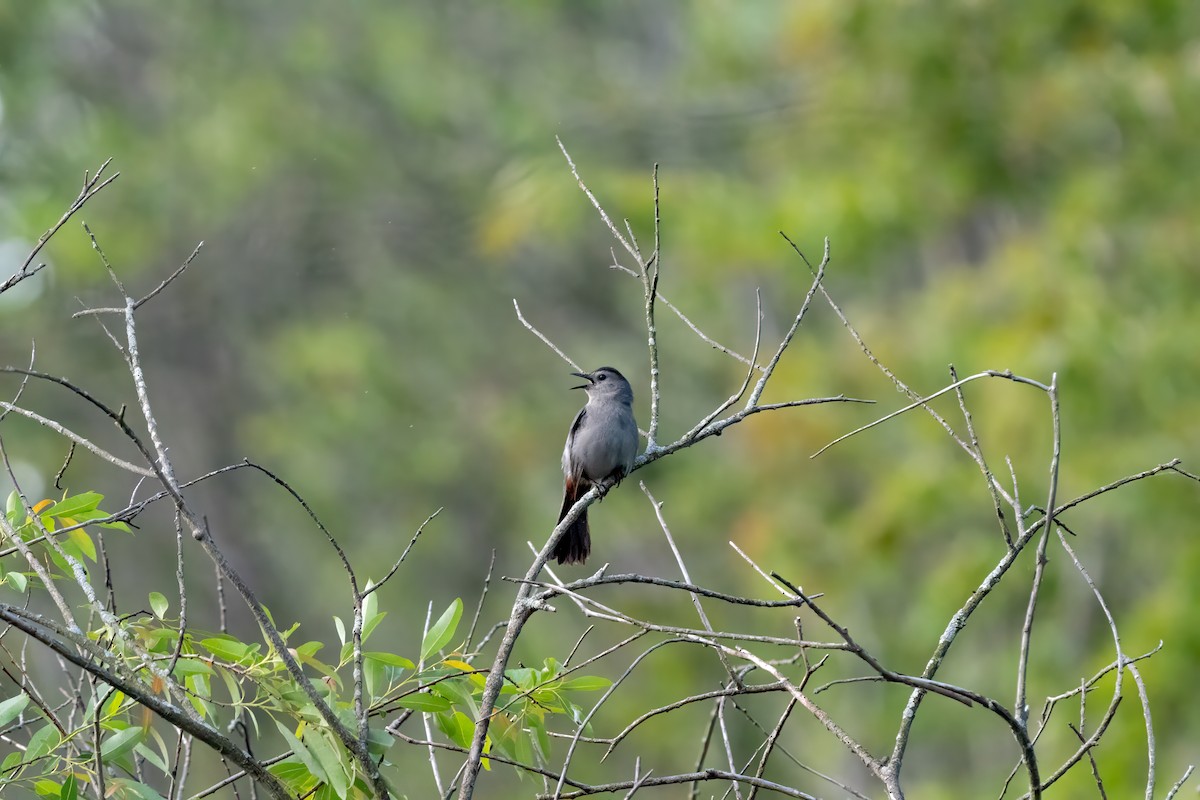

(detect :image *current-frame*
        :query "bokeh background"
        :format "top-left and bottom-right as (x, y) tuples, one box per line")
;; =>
(1, 2), (1197, 797)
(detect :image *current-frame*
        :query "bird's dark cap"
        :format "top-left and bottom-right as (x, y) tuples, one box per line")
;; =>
(569, 366), (626, 389)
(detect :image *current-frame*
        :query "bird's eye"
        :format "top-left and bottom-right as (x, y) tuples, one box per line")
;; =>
(597, 373), (607, 381)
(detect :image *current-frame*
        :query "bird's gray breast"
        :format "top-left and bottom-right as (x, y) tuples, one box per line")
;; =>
(563, 401), (638, 480)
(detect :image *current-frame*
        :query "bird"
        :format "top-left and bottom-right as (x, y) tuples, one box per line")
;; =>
(554, 367), (640, 565)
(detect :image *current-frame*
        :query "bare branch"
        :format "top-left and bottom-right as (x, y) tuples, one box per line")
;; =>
(513, 299), (581, 371)
(1, 159), (118, 296)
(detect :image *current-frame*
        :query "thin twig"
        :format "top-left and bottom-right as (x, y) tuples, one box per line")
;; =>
(464, 550), (496, 655)
(1164, 765), (1195, 800)
(1, 160), (118, 295)
(513, 299), (581, 371)
(812, 370), (1050, 458)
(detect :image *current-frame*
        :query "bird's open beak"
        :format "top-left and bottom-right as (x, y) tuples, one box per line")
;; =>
(569, 371), (593, 390)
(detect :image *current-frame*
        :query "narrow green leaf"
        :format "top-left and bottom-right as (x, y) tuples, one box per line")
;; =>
(218, 666), (243, 708)
(364, 652), (414, 669)
(106, 779), (165, 800)
(102, 690), (126, 718)
(364, 655), (382, 700)
(67, 529), (97, 562)
(0, 694), (30, 727)
(274, 720), (328, 785)
(148, 592), (169, 619)
(24, 724), (60, 762)
(143, 727), (173, 773)
(435, 710), (474, 750)
(295, 641), (324, 658)
(333, 616), (346, 647)
(512, 724), (535, 771)
(170, 658), (213, 678)
(4, 491), (20, 523)
(186, 672), (211, 700)
(45, 492), (103, 517)
(504, 667), (535, 689)
(100, 727), (144, 762)
(305, 729), (350, 800)
(60, 775), (78, 800)
(268, 758), (318, 793)
(559, 675), (612, 692)
(393, 693), (451, 713)
(430, 677), (474, 712)
(533, 720), (551, 763)
(362, 583), (378, 632)
(420, 598), (462, 662)
(140, 627), (178, 652)
(361, 610), (387, 643)
(34, 779), (61, 796)
(200, 636), (253, 662)
(134, 741), (169, 773)
(365, 725), (395, 756)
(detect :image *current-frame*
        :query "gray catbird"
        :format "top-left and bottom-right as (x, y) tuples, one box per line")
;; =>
(555, 366), (640, 565)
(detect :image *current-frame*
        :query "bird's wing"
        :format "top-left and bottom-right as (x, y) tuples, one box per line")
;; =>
(562, 406), (587, 476)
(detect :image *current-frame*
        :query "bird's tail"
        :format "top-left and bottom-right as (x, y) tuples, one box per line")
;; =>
(554, 479), (591, 565)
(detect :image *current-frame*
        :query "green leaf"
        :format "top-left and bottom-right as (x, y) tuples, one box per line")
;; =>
(66, 529), (97, 562)
(559, 675), (612, 692)
(430, 677), (475, 715)
(186, 672), (211, 700)
(148, 592), (169, 619)
(185, 675), (216, 721)
(333, 616), (346, 647)
(5, 491), (20, 524)
(305, 729), (350, 800)
(362, 583), (378, 630)
(60, 775), (78, 800)
(269, 758), (318, 793)
(0, 694), (30, 727)
(140, 627), (178, 652)
(365, 725), (395, 756)
(364, 652), (414, 669)
(393, 692), (451, 713)
(435, 710), (474, 750)
(102, 690), (126, 718)
(275, 721), (327, 785)
(361, 610), (387, 643)
(512, 723), (535, 771)
(45, 492), (103, 517)
(34, 779), (61, 796)
(6, 570), (27, 594)
(101, 727), (144, 762)
(218, 666), (243, 708)
(24, 724), (60, 763)
(200, 636), (254, 662)
(106, 780), (165, 800)
(533, 720), (551, 763)
(420, 598), (462, 662)
(364, 654), (382, 700)
(295, 640), (324, 658)
(504, 667), (535, 689)
(135, 741), (169, 773)
(170, 658), (213, 677)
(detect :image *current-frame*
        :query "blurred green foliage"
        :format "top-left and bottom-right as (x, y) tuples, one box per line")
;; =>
(1, 1), (1197, 796)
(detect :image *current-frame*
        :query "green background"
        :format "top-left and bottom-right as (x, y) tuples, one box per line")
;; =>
(1, 2), (1196, 797)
